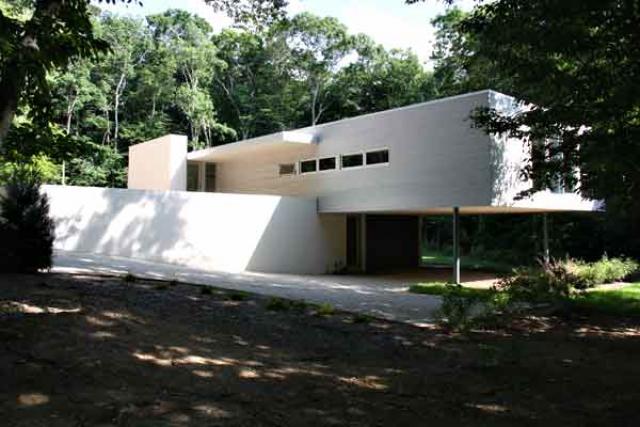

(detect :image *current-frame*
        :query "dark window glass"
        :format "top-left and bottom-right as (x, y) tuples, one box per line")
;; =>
(300, 159), (317, 174)
(341, 153), (363, 168)
(279, 163), (296, 176)
(205, 163), (216, 192)
(319, 157), (336, 171)
(187, 163), (199, 191)
(366, 149), (389, 165)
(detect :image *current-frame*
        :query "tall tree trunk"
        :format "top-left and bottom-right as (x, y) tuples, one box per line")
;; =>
(311, 83), (319, 126)
(0, 64), (21, 143)
(0, 0), (65, 145)
(114, 71), (126, 143)
(65, 95), (77, 135)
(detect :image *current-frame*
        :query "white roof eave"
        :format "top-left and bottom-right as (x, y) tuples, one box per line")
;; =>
(187, 131), (317, 162)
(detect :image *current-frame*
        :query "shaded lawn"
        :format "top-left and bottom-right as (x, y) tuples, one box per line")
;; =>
(572, 284), (640, 317)
(1, 273), (640, 426)
(410, 282), (640, 317)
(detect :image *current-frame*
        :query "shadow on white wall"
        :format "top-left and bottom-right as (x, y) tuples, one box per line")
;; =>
(46, 186), (345, 275)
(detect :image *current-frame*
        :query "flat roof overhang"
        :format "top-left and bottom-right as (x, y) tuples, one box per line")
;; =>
(318, 192), (603, 215)
(187, 131), (316, 163)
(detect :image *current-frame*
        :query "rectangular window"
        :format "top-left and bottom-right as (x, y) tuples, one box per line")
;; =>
(279, 163), (296, 176)
(187, 163), (200, 191)
(318, 156), (336, 171)
(204, 163), (216, 192)
(341, 153), (363, 169)
(366, 149), (389, 165)
(300, 159), (317, 174)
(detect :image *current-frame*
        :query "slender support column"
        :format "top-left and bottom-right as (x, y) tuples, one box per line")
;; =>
(198, 162), (206, 192)
(542, 213), (550, 263)
(360, 214), (367, 273)
(452, 206), (461, 285)
(418, 216), (424, 267)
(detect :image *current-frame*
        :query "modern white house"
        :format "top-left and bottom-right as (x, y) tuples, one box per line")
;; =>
(47, 90), (599, 280)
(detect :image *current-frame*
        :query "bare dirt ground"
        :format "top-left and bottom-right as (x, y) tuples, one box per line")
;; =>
(1, 273), (640, 427)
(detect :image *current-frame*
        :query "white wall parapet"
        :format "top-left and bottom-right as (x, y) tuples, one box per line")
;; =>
(44, 185), (345, 274)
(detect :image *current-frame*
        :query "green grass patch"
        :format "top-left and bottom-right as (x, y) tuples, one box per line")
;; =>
(314, 303), (336, 316)
(411, 281), (640, 319)
(571, 283), (640, 317)
(409, 282), (494, 301)
(228, 291), (250, 301)
(421, 250), (514, 273)
(351, 313), (373, 324)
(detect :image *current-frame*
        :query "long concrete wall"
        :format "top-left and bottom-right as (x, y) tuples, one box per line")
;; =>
(44, 185), (346, 274)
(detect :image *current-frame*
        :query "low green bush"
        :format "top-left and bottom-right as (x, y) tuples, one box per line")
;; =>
(228, 291), (249, 301)
(122, 272), (137, 283)
(435, 284), (519, 331)
(497, 256), (639, 303)
(266, 298), (310, 312)
(352, 313), (373, 324)
(573, 256), (638, 287)
(497, 260), (576, 302)
(314, 303), (336, 316)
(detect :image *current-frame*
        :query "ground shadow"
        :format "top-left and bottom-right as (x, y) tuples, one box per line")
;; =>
(1, 273), (640, 426)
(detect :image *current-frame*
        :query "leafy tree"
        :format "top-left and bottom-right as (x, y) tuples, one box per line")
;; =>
(212, 29), (288, 139)
(274, 13), (357, 126)
(2, 6), (437, 187)
(0, 0), (286, 146)
(429, 6), (512, 97)
(464, 0), (640, 253)
(95, 13), (151, 145)
(329, 43), (436, 121)
(413, 0), (640, 256)
(66, 141), (126, 187)
(148, 9), (234, 148)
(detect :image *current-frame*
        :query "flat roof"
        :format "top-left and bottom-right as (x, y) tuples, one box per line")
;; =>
(188, 89), (505, 162)
(187, 130), (317, 162)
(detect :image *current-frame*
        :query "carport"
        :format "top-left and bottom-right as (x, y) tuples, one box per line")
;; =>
(343, 198), (601, 284)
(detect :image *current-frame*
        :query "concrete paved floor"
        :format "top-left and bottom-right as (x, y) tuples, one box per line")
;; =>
(52, 251), (494, 326)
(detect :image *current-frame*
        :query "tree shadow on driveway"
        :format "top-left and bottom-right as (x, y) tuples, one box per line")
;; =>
(1, 273), (640, 426)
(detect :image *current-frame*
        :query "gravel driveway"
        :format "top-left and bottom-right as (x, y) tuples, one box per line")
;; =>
(53, 251), (442, 325)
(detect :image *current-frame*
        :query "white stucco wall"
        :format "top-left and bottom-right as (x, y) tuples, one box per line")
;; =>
(44, 185), (346, 274)
(128, 134), (187, 191)
(206, 90), (597, 214)
(209, 91), (495, 212)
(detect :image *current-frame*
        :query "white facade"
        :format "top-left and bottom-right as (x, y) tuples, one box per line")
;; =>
(45, 185), (345, 274)
(57, 89), (598, 275)
(176, 90), (597, 214)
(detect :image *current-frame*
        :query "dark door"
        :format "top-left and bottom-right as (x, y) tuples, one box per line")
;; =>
(366, 215), (419, 272)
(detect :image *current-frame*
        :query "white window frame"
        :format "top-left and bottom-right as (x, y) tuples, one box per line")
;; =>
(317, 155), (338, 173)
(299, 158), (318, 175)
(340, 152), (365, 170)
(365, 147), (390, 168)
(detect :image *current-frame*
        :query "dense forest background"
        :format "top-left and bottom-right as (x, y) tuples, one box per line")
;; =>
(1, 5), (449, 187)
(0, 0), (637, 264)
